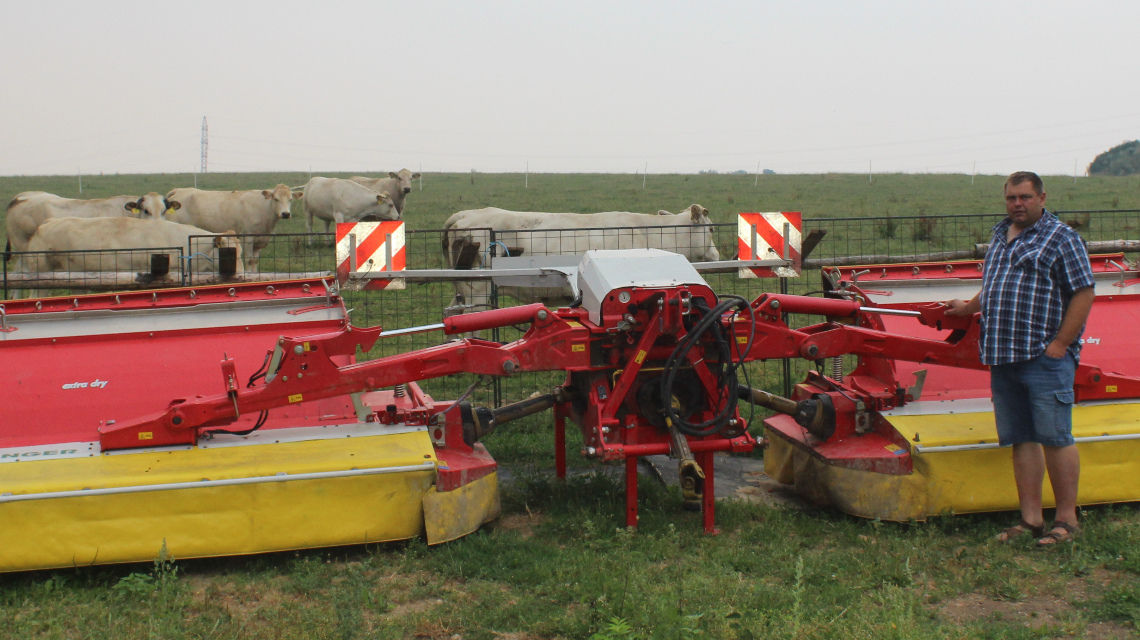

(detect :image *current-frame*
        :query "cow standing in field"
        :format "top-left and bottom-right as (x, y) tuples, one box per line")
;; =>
(349, 168), (421, 216)
(163, 184), (301, 271)
(440, 204), (721, 316)
(302, 177), (398, 245)
(24, 216), (244, 275)
(5, 192), (174, 259)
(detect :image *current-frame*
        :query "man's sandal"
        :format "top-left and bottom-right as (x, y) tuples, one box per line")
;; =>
(1036, 521), (1081, 547)
(996, 519), (1046, 542)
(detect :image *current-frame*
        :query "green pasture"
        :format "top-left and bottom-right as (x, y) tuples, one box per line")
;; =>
(1, 172), (1139, 639)
(5, 171), (1140, 241)
(6, 171), (1138, 281)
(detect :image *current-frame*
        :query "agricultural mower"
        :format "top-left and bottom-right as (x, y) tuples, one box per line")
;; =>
(3, 248), (1139, 572)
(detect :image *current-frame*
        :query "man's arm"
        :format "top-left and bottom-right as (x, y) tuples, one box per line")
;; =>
(945, 292), (981, 316)
(1044, 286), (1095, 358)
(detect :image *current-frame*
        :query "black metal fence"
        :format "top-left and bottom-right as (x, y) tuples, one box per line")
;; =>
(3, 247), (186, 295)
(6, 210), (1140, 411)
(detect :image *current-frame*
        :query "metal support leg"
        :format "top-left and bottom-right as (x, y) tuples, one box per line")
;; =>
(554, 404), (567, 479)
(626, 455), (639, 529)
(697, 450), (719, 534)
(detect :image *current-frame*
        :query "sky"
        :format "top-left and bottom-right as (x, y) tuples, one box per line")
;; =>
(2, 1), (1138, 177)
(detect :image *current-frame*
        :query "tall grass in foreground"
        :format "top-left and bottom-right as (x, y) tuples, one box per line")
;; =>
(0, 472), (1137, 639)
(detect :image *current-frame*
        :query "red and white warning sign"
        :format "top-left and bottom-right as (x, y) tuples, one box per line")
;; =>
(737, 212), (802, 278)
(335, 221), (406, 290)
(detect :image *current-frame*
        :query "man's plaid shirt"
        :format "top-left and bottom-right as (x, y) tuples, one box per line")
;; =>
(979, 211), (1094, 366)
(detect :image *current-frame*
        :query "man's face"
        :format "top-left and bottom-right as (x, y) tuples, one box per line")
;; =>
(1004, 180), (1047, 228)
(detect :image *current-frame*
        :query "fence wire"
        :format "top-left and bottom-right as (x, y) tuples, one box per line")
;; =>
(5, 210), (1140, 414)
(2, 247), (185, 295)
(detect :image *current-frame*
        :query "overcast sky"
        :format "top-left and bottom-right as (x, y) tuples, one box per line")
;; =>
(2, 1), (1137, 177)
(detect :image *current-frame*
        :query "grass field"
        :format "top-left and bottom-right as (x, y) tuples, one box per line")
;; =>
(5, 171), (1140, 240)
(1, 171), (1139, 639)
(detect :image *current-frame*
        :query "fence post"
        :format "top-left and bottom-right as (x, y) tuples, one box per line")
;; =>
(781, 276), (792, 398)
(184, 240), (192, 286)
(491, 229), (502, 409)
(349, 233), (357, 276)
(783, 222), (791, 264)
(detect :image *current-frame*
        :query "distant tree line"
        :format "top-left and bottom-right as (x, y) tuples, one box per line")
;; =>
(1089, 140), (1140, 176)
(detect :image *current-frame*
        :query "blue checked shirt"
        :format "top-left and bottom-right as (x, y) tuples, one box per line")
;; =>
(979, 211), (1094, 365)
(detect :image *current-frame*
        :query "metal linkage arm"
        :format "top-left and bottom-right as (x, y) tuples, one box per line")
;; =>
(1075, 364), (1140, 402)
(99, 304), (583, 451)
(734, 292), (1140, 403)
(732, 293), (986, 370)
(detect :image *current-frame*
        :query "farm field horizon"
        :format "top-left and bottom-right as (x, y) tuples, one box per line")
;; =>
(4, 171), (1139, 248)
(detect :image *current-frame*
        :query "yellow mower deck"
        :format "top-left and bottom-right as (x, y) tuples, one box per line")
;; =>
(764, 262), (1140, 521)
(766, 402), (1140, 521)
(0, 282), (500, 572)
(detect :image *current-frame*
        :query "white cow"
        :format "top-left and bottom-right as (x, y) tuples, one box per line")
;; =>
(24, 217), (244, 275)
(440, 204), (721, 314)
(349, 168), (421, 215)
(302, 177), (398, 245)
(164, 184), (300, 271)
(5, 191), (173, 258)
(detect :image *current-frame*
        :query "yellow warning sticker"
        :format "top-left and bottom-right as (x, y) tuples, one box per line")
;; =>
(1107, 385), (1118, 393)
(635, 350), (647, 364)
(138, 432), (153, 440)
(736, 336), (749, 344)
(303, 342), (311, 351)
(572, 343), (586, 352)
(564, 321), (583, 329)
(288, 393), (304, 403)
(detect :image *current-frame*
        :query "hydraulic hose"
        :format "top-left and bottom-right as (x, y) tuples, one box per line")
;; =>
(660, 295), (750, 437)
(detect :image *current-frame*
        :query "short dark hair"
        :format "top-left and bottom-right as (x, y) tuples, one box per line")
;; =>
(1005, 171), (1044, 195)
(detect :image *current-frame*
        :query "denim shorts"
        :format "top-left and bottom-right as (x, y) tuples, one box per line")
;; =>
(990, 353), (1077, 447)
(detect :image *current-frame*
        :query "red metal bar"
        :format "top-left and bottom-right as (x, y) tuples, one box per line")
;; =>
(1075, 365), (1140, 401)
(600, 307), (663, 423)
(795, 322), (987, 369)
(626, 455), (639, 529)
(0, 278), (331, 316)
(554, 404), (567, 479)
(697, 450), (718, 534)
(832, 253), (1125, 282)
(443, 303), (547, 335)
(614, 437), (754, 457)
(100, 337), (520, 449)
(754, 293), (860, 317)
(99, 306), (594, 451)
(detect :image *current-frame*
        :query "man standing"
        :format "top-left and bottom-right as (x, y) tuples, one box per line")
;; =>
(946, 171), (1095, 546)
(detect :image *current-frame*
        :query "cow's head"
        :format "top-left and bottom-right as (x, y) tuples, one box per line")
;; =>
(388, 168), (422, 196)
(262, 184), (300, 220)
(360, 191), (399, 222)
(126, 192), (179, 218)
(686, 204), (720, 262)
